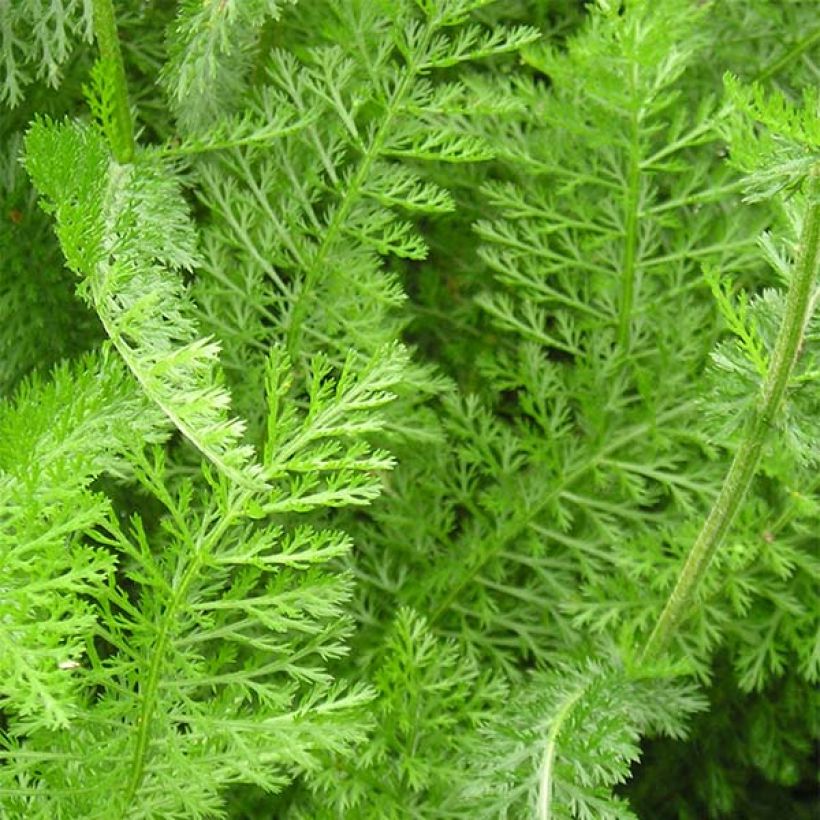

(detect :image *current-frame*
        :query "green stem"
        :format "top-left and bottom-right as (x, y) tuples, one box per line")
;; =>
(121, 495), (245, 813)
(284, 20), (437, 358)
(618, 65), (642, 352)
(754, 27), (820, 83)
(537, 684), (587, 820)
(642, 170), (820, 661)
(91, 0), (134, 162)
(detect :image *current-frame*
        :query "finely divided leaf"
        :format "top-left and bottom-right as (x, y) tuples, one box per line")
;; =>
(25, 119), (265, 488)
(0, 352), (164, 729)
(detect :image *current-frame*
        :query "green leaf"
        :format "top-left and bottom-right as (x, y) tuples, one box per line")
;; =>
(25, 119), (265, 488)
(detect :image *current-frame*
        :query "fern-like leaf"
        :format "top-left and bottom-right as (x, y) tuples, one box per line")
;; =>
(25, 119), (265, 487)
(0, 351), (163, 730)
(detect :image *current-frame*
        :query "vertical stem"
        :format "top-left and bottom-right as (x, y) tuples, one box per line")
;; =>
(642, 169), (820, 661)
(618, 65), (642, 352)
(537, 684), (587, 820)
(91, 0), (135, 163)
(284, 16), (438, 357)
(121, 493), (246, 814)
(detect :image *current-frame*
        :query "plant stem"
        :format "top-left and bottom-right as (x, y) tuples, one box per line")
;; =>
(537, 683), (587, 820)
(754, 27), (820, 82)
(617, 63), (642, 352)
(91, 0), (134, 163)
(121, 491), (247, 812)
(641, 169), (820, 662)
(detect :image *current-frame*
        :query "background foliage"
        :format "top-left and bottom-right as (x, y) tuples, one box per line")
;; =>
(0, 1), (817, 817)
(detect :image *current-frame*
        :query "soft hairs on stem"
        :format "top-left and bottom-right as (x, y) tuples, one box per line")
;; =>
(642, 168), (820, 661)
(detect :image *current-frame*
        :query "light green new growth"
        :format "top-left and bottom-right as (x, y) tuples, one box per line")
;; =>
(1, 0), (818, 817)
(0, 353), (163, 729)
(25, 120), (266, 488)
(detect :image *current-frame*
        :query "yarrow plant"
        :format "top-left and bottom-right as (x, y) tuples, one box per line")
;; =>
(0, 1), (817, 817)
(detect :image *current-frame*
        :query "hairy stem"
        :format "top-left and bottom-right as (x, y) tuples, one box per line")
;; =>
(642, 170), (820, 661)
(91, 0), (134, 162)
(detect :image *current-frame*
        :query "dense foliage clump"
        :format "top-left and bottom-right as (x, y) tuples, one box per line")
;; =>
(1, 1), (817, 817)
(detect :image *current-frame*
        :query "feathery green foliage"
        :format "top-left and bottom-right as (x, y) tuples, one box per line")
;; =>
(1, 0), (817, 817)
(461, 652), (706, 819)
(0, 0), (92, 106)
